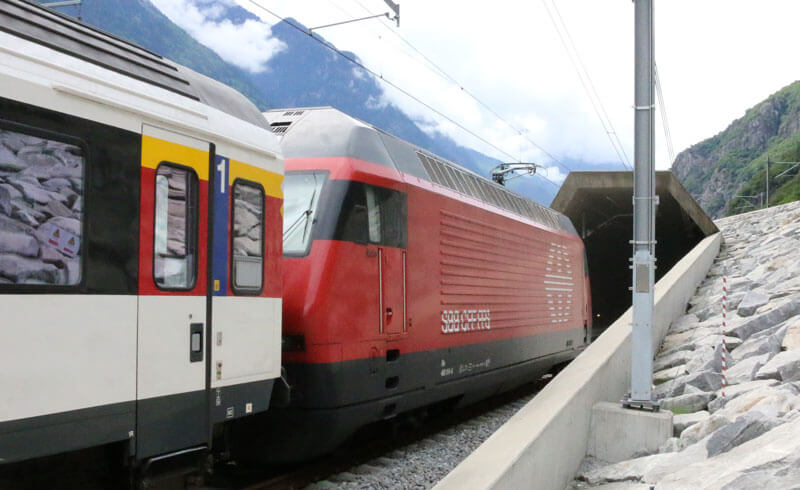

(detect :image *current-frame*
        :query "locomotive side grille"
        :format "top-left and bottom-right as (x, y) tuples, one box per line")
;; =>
(416, 151), (566, 232)
(439, 210), (577, 330)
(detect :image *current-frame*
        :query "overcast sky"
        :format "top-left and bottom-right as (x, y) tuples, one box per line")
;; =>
(152, 0), (800, 180)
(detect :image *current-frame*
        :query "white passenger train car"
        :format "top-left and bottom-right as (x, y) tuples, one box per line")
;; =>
(0, 0), (283, 467)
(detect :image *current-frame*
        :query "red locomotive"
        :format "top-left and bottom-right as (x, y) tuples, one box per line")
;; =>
(236, 107), (591, 462)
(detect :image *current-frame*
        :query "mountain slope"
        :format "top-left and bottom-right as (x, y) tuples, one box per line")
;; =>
(71, 0), (273, 109)
(55, 0), (565, 203)
(673, 81), (800, 217)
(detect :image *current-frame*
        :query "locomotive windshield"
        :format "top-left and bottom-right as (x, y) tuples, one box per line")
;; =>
(283, 171), (326, 254)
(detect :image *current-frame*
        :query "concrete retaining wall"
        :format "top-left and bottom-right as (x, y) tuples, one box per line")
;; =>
(435, 232), (722, 490)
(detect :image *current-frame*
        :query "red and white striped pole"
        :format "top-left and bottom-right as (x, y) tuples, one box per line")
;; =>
(721, 275), (727, 398)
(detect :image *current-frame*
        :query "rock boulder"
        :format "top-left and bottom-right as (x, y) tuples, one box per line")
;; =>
(672, 411), (709, 435)
(724, 298), (800, 340)
(661, 392), (714, 414)
(705, 410), (784, 457)
(737, 290), (770, 317)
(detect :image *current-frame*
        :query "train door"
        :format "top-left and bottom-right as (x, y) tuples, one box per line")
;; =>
(367, 185), (407, 336)
(208, 152), (282, 424)
(136, 125), (211, 459)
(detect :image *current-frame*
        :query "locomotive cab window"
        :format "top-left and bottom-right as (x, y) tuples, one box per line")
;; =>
(335, 182), (406, 248)
(0, 125), (85, 287)
(283, 171), (327, 255)
(232, 180), (265, 294)
(153, 164), (198, 289)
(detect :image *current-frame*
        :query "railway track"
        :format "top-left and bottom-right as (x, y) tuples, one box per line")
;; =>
(200, 373), (554, 490)
(0, 373), (554, 490)
(0, 374), (552, 490)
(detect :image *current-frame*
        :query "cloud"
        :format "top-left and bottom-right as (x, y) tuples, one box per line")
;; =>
(162, 0), (800, 174)
(152, 0), (629, 169)
(149, 0), (286, 73)
(238, 0), (635, 170)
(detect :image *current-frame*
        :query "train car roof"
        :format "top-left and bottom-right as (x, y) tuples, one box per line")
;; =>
(264, 107), (577, 235)
(1, 0), (268, 130)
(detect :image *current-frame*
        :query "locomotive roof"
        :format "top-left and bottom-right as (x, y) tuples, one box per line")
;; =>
(264, 107), (577, 235)
(2, 0), (268, 130)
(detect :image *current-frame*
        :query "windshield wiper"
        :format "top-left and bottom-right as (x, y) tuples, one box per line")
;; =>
(283, 208), (312, 239)
(301, 174), (319, 243)
(283, 174), (319, 242)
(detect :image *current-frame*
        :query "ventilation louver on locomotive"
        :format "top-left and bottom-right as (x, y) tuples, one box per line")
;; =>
(415, 151), (564, 230)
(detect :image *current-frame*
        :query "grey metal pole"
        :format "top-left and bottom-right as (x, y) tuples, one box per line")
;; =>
(766, 156), (769, 208)
(626, 0), (657, 409)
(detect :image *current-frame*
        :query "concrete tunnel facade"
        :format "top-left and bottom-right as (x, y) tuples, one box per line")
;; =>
(551, 171), (718, 335)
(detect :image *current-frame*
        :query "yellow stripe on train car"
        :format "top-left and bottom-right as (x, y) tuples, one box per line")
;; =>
(229, 159), (283, 200)
(141, 135), (210, 180)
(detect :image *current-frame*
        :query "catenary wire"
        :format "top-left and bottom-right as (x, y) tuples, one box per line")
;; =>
(247, 0), (562, 189)
(654, 61), (675, 165)
(545, 0), (631, 170)
(542, 0), (632, 171)
(550, 0), (631, 169)
(346, 0), (575, 176)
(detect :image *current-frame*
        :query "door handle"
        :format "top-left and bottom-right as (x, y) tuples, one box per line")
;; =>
(190, 323), (203, 362)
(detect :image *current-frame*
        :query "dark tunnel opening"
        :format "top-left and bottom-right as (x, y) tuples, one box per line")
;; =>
(552, 172), (718, 338)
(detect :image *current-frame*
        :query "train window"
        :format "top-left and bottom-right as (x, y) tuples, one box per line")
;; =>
(284, 171), (326, 255)
(365, 186), (382, 243)
(231, 180), (264, 294)
(336, 185), (369, 244)
(333, 182), (407, 248)
(377, 187), (407, 248)
(0, 127), (84, 287)
(153, 164), (198, 290)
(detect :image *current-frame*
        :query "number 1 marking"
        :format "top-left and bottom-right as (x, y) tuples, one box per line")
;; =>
(217, 159), (226, 194)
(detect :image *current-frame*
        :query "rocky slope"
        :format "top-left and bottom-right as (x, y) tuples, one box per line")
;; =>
(573, 199), (800, 488)
(673, 81), (800, 218)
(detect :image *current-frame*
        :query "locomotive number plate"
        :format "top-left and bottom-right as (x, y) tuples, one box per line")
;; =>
(441, 309), (491, 334)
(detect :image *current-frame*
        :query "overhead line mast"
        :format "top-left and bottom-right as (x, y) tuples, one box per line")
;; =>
(624, 0), (658, 411)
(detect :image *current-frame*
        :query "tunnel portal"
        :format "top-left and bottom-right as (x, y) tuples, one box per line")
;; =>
(551, 171), (718, 336)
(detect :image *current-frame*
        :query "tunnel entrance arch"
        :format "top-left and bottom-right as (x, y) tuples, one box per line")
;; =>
(552, 171), (718, 336)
